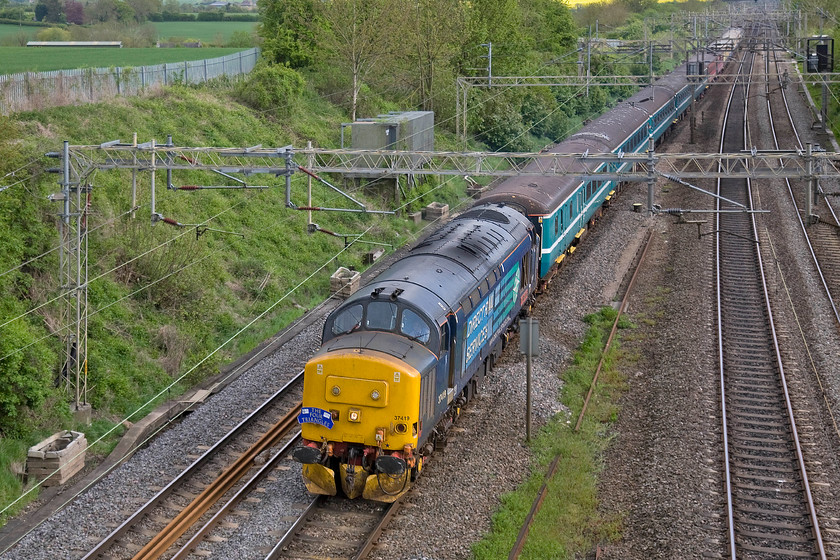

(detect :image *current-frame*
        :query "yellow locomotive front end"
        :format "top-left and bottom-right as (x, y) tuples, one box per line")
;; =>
(294, 346), (422, 502)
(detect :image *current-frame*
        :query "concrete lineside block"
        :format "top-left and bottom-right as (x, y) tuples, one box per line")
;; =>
(330, 267), (361, 298)
(423, 202), (449, 221)
(27, 431), (87, 486)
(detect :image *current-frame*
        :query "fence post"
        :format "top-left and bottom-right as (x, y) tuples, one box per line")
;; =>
(164, 64), (167, 85)
(204, 58), (207, 82)
(116, 67), (121, 95)
(184, 61), (188, 83)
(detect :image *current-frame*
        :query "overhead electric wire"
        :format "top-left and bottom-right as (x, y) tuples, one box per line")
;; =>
(0, 157), (45, 194)
(0, 199), (249, 334)
(0, 251), (216, 365)
(0, 192), (301, 365)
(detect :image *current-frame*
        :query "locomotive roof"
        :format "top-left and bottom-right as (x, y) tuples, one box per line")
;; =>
(481, 64), (690, 216)
(340, 204), (532, 325)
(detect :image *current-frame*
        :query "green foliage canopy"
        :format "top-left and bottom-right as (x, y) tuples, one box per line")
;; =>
(257, 0), (320, 68)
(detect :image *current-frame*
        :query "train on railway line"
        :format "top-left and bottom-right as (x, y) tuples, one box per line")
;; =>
(292, 29), (743, 502)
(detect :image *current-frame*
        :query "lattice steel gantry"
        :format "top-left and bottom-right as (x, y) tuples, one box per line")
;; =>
(52, 140), (840, 412)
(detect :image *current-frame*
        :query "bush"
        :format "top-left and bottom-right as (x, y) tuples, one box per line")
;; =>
(196, 11), (223, 21)
(226, 30), (257, 48)
(235, 62), (305, 115)
(35, 27), (71, 41)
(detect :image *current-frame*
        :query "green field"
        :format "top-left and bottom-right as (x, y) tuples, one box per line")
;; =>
(0, 24), (38, 42)
(0, 47), (250, 74)
(153, 21), (257, 43)
(0, 21), (257, 45)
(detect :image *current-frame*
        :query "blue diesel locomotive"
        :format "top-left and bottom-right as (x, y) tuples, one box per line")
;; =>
(293, 32), (740, 502)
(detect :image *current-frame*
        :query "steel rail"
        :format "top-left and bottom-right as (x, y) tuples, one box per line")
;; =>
(264, 496), (394, 560)
(170, 431), (302, 559)
(762, 35), (828, 558)
(132, 404), (302, 559)
(717, 27), (825, 558)
(769, 45), (840, 328)
(82, 371), (303, 559)
(573, 229), (653, 432)
(715, 36), (743, 560)
(353, 495), (406, 560)
(508, 229), (652, 559)
(264, 495), (323, 560)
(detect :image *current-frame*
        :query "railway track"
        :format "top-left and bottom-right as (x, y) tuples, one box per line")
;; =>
(82, 374), (303, 560)
(762, 32), (840, 329)
(265, 494), (403, 560)
(715, 32), (825, 558)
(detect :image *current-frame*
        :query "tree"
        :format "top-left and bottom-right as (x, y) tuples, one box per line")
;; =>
(458, 0), (528, 77)
(44, 0), (64, 22)
(522, 0), (578, 58)
(87, 0), (134, 22)
(391, 0), (465, 114)
(257, 0), (320, 68)
(35, 0), (64, 22)
(36, 26), (72, 40)
(34, 2), (47, 21)
(65, 0), (85, 24)
(127, 0), (161, 22)
(316, 0), (393, 121)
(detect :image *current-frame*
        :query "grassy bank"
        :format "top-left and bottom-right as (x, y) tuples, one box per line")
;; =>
(473, 307), (631, 559)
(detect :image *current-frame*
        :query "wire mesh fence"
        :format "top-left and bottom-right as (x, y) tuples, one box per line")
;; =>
(0, 47), (259, 114)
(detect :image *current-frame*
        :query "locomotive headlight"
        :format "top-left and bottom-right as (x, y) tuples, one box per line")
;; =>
(331, 385), (341, 396)
(371, 390), (380, 401)
(348, 408), (361, 422)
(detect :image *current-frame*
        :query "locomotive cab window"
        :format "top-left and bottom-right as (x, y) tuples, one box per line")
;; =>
(367, 301), (397, 331)
(401, 309), (430, 343)
(331, 303), (363, 335)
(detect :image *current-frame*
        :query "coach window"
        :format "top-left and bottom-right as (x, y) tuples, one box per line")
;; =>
(331, 304), (363, 335)
(401, 309), (430, 344)
(367, 301), (397, 331)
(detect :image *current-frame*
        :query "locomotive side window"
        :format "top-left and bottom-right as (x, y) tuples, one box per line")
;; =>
(400, 309), (430, 343)
(440, 322), (450, 351)
(367, 301), (397, 331)
(332, 304), (363, 335)
(521, 253), (529, 289)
